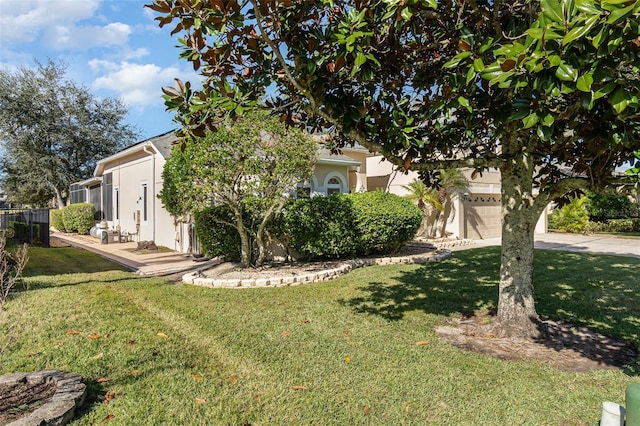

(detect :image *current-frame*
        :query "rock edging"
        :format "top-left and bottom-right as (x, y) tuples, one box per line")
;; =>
(1, 370), (86, 426)
(183, 249), (452, 288)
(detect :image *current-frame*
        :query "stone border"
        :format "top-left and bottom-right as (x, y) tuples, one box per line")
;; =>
(1, 370), (87, 426)
(183, 250), (452, 288)
(416, 238), (476, 249)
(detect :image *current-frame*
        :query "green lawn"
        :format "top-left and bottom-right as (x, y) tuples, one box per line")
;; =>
(1, 246), (639, 425)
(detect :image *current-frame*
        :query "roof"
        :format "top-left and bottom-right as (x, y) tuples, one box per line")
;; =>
(89, 130), (362, 179)
(93, 130), (179, 176)
(317, 148), (361, 167)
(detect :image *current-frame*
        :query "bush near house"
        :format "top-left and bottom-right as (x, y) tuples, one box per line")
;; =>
(273, 194), (359, 260)
(50, 208), (65, 232)
(350, 191), (422, 255)
(198, 192), (422, 262)
(274, 192), (422, 260)
(194, 206), (242, 261)
(61, 203), (95, 235)
(549, 196), (590, 233)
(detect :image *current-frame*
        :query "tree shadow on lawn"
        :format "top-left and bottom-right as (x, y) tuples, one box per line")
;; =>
(340, 247), (640, 374)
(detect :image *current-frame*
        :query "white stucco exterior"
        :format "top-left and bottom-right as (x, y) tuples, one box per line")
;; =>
(74, 131), (369, 253)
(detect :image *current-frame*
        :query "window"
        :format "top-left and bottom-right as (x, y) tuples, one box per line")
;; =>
(296, 181), (312, 198)
(102, 173), (113, 221)
(115, 188), (119, 220)
(70, 183), (86, 204)
(326, 177), (342, 195)
(142, 184), (148, 222)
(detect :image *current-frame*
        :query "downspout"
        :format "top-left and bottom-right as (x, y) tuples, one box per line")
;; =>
(142, 144), (156, 243)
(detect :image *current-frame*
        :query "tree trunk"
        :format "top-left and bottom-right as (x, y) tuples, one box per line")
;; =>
(416, 206), (430, 237)
(54, 188), (65, 209)
(234, 211), (252, 268)
(439, 196), (453, 238)
(495, 149), (543, 339)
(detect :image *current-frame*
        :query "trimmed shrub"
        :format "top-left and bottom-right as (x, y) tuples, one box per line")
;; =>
(195, 206), (242, 261)
(588, 218), (640, 233)
(61, 203), (95, 234)
(586, 191), (636, 222)
(350, 190), (422, 255)
(50, 208), (66, 232)
(274, 194), (358, 260)
(549, 196), (589, 233)
(276, 191), (422, 260)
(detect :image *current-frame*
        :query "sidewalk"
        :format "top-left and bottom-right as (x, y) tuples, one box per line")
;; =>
(451, 233), (640, 259)
(51, 231), (221, 277)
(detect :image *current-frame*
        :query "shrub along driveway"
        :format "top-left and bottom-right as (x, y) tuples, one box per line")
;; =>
(1, 245), (638, 425)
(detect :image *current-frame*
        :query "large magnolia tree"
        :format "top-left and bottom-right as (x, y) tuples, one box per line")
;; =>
(147, 0), (640, 337)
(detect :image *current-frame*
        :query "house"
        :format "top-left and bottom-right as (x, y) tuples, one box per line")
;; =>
(71, 131), (371, 253)
(366, 156), (548, 239)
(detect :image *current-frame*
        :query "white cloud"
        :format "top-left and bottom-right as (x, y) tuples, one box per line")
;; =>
(122, 48), (150, 61)
(43, 22), (131, 50)
(0, 0), (100, 42)
(91, 61), (200, 108)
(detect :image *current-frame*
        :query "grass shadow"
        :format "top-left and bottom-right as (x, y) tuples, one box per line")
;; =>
(342, 247), (501, 321)
(340, 247), (640, 372)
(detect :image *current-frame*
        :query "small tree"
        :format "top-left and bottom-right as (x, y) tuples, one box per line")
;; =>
(159, 109), (317, 267)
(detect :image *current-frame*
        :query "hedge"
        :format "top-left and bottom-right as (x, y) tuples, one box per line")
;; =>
(50, 208), (66, 232)
(61, 203), (95, 235)
(194, 206), (242, 261)
(275, 191), (422, 260)
(350, 190), (422, 255)
(273, 194), (359, 260)
(588, 218), (640, 233)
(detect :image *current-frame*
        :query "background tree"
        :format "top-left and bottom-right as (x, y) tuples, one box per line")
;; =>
(158, 109), (317, 267)
(0, 60), (137, 207)
(148, 0), (640, 337)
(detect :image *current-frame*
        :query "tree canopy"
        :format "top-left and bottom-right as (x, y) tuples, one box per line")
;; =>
(0, 60), (138, 207)
(159, 109), (317, 267)
(147, 0), (640, 337)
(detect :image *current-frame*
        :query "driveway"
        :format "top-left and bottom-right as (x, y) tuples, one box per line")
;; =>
(453, 233), (640, 259)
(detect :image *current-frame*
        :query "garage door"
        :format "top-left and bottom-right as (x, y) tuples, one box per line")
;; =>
(462, 194), (502, 240)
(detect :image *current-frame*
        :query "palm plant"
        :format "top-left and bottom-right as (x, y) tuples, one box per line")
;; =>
(402, 179), (442, 237)
(432, 169), (470, 238)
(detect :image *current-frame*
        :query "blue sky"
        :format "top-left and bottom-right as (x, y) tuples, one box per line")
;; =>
(0, 0), (200, 141)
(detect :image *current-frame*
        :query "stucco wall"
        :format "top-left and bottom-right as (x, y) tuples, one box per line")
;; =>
(365, 155), (547, 239)
(310, 164), (351, 194)
(101, 148), (180, 251)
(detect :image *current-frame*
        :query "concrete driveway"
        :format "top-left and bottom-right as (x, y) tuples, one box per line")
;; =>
(455, 233), (640, 259)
